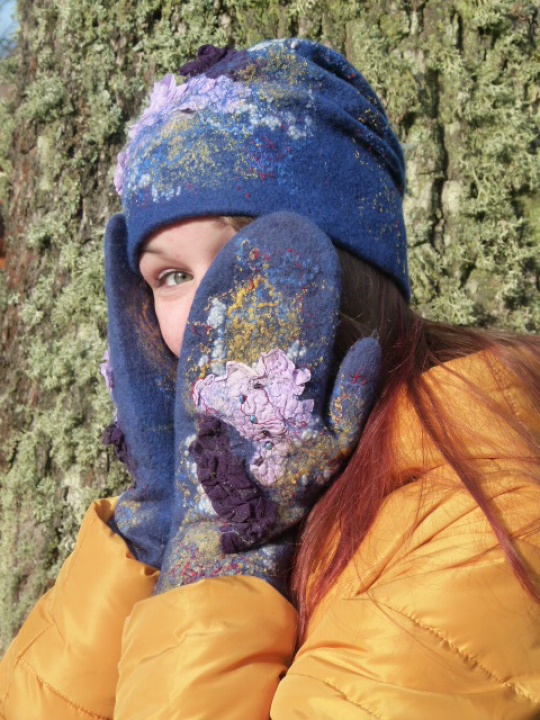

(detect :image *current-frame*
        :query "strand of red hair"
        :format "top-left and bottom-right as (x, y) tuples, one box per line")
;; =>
(292, 253), (540, 642)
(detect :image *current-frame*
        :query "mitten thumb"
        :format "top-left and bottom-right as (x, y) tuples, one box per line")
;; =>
(327, 336), (381, 447)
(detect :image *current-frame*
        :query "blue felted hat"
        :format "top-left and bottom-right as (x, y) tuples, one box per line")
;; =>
(115, 39), (409, 298)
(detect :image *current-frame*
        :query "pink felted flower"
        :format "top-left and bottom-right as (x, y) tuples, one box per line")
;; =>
(193, 349), (316, 485)
(128, 74), (188, 140)
(114, 74), (251, 196)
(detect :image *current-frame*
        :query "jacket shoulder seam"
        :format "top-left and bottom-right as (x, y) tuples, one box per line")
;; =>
(18, 657), (110, 720)
(386, 601), (540, 706)
(0, 622), (51, 709)
(283, 671), (387, 719)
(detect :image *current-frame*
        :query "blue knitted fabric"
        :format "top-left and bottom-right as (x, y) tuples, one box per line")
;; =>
(115, 39), (409, 298)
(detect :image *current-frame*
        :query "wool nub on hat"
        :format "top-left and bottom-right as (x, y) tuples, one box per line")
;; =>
(115, 39), (409, 298)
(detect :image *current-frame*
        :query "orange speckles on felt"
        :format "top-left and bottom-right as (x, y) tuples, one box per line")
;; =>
(223, 275), (302, 367)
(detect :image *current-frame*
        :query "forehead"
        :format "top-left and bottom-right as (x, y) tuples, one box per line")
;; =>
(139, 217), (236, 265)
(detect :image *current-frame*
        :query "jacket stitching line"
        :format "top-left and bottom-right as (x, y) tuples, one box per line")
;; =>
(285, 671), (387, 719)
(1, 621), (52, 711)
(13, 620), (50, 666)
(387, 603), (540, 706)
(18, 658), (110, 720)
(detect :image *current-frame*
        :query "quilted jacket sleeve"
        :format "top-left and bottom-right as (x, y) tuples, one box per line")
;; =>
(0, 498), (159, 720)
(272, 474), (540, 720)
(0, 499), (298, 720)
(111, 473), (540, 720)
(114, 577), (297, 719)
(270, 355), (540, 719)
(3, 354), (539, 720)
(1, 478), (539, 720)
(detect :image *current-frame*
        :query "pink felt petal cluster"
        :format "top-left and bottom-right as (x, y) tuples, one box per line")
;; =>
(193, 349), (316, 486)
(115, 74), (252, 195)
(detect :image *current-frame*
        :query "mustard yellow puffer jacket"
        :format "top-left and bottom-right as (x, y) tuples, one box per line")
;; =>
(1, 352), (539, 719)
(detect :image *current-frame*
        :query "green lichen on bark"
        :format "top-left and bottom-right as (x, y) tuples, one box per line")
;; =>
(0, 55), (15, 314)
(0, 0), (538, 651)
(346, 0), (540, 329)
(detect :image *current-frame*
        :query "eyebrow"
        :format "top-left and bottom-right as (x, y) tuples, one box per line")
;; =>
(140, 246), (168, 257)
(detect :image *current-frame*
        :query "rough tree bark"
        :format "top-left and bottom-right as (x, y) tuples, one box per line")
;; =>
(0, 0), (538, 650)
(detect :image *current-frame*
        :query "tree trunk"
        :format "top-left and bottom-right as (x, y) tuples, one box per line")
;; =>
(0, 0), (538, 650)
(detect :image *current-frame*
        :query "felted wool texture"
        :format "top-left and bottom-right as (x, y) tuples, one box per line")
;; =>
(174, 210), (341, 442)
(116, 38), (409, 299)
(104, 214), (177, 568)
(171, 211), (342, 528)
(155, 212), (380, 594)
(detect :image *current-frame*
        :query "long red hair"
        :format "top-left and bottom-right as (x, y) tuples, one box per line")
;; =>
(292, 251), (540, 641)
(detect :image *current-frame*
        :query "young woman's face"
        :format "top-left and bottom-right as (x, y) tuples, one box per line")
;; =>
(139, 217), (237, 356)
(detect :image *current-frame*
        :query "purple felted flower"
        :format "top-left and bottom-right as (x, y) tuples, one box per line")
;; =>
(179, 45), (246, 79)
(102, 422), (132, 469)
(193, 349), (316, 486)
(190, 415), (278, 551)
(179, 45), (233, 77)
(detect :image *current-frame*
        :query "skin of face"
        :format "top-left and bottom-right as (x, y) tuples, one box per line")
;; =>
(138, 217), (238, 357)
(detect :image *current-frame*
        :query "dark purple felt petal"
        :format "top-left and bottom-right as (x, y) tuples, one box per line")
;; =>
(190, 415), (278, 551)
(179, 45), (247, 79)
(102, 422), (133, 469)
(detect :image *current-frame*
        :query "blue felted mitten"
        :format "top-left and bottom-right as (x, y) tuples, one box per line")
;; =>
(104, 214), (177, 568)
(156, 212), (381, 595)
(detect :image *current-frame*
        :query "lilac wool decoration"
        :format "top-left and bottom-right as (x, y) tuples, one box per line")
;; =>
(116, 38), (409, 298)
(194, 349), (316, 487)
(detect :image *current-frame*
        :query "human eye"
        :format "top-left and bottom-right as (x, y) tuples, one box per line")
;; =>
(158, 269), (193, 288)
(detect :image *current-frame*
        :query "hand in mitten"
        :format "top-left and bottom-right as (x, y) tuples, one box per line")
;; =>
(104, 214), (176, 568)
(156, 212), (381, 595)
